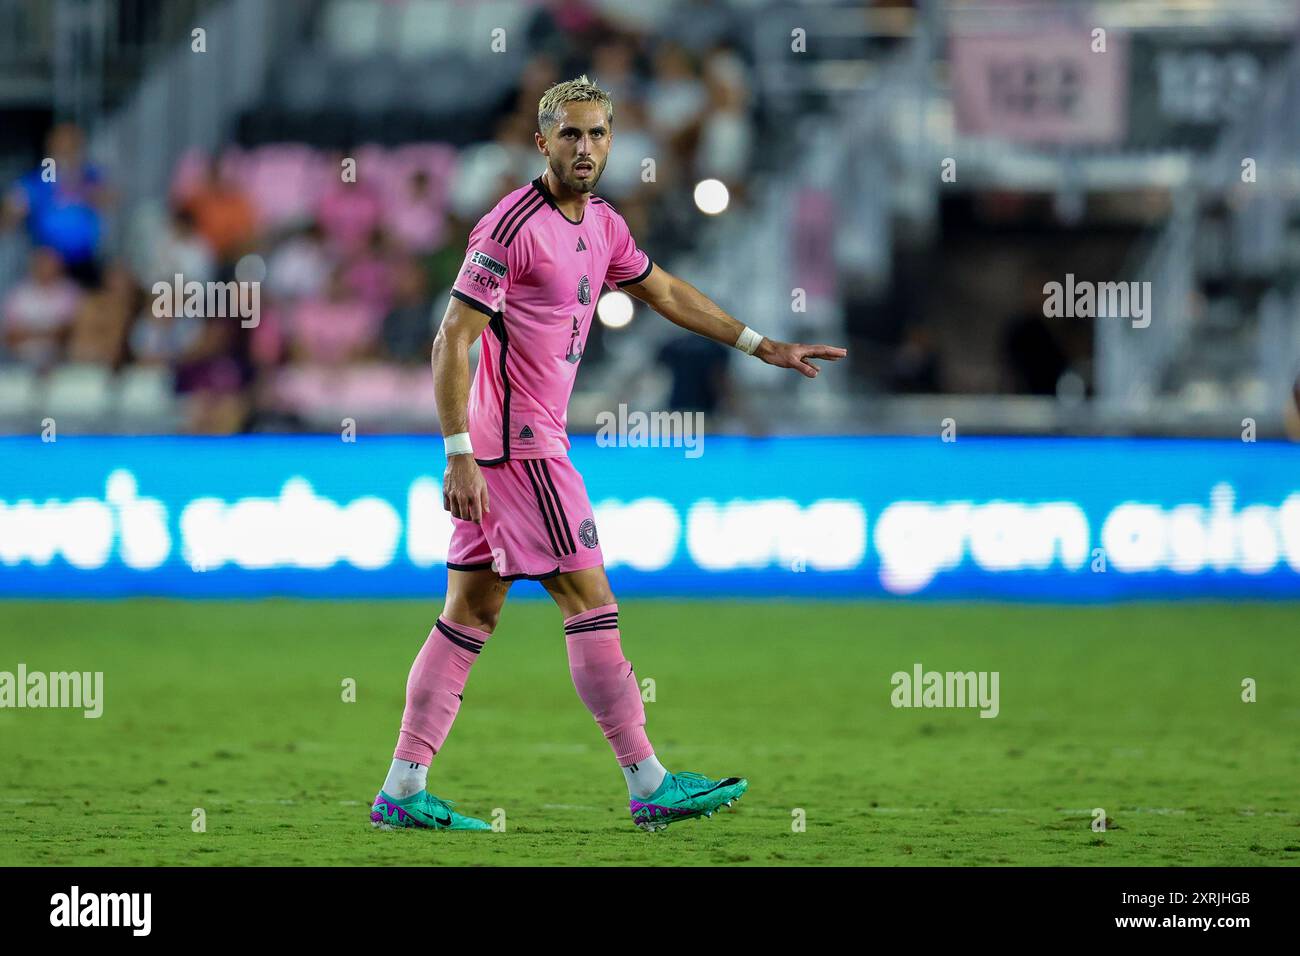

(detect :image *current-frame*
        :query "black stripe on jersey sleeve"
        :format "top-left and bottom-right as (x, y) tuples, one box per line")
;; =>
(614, 257), (654, 288)
(451, 289), (501, 320)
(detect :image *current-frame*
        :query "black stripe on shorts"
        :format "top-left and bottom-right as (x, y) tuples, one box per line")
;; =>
(522, 459), (566, 558)
(538, 459), (578, 554)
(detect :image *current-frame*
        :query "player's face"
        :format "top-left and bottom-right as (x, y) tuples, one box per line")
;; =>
(540, 101), (611, 194)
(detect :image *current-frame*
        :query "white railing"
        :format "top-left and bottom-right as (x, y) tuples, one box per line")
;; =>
(87, 0), (283, 250)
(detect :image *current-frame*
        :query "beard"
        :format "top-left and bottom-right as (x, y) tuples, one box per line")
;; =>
(551, 155), (603, 194)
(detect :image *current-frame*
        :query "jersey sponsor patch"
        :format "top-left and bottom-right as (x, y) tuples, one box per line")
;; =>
(471, 250), (507, 277)
(461, 266), (501, 293)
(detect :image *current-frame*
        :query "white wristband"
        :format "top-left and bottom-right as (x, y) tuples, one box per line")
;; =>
(443, 432), (474, 457)
(734, 326), (764, 356)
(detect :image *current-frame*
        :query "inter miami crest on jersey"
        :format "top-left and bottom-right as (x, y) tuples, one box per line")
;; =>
(577, 274), (591, 306)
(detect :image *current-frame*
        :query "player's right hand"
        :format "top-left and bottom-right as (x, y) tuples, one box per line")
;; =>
(443, 455), (490, 522)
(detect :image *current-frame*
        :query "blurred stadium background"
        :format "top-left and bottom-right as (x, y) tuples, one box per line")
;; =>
(2, 0), (1298, 439)
(2, 0), (1299, 869)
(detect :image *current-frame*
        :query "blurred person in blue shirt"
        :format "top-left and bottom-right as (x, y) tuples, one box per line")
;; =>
(3, 123), (111, 286)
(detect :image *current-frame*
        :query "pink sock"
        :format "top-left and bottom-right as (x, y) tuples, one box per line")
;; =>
(564, 604), (654, 765)
(393, 616), (492, 765)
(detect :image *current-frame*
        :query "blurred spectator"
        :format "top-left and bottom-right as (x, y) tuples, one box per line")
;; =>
(424, 212), (472, 297)
(344, 227), (400, 315)
(664, 0), (738, 54)
(128, 292), (203, 367)
(389, 169), (449, 254)
(382, 256), (435, 363)
(3, 123), (109, 286)
(696, 47), (753, 187)
(656, 334), (730, 413)
(67, 261), (140, 367)
(598, 100), (659, 200)
(2, 247), (83, 370)
(135, 206), (217, 288)
(181, 158), (259, 265)
(526, 1), (609, 63)
(266, 221), (332, 301)
(1286, 374), (1300, 442)
(316, 165), (383, 257)
(0, 7), (768, 432)
(1002, 278), (1070, 396)
(176, 317), (250, 434)
(508, 53), (562, 120)
(286, 268), (382, 365)
(646, 43), (706, 156)
(451, 114), (538, 219)
(889, 326), (942, 394)
(590, 39), (641, 104)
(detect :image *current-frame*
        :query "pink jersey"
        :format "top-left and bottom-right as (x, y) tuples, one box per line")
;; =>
(451, 175), (652, 464)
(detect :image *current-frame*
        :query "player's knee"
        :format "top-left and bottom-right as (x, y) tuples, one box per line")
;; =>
(475, 606), (503, 632)
(459, 605), (501, 633)
(573, 579), (617, 612)
(442, 598), (501, 634)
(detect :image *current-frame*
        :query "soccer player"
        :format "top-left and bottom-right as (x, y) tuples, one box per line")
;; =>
(371, 76), (846, 832)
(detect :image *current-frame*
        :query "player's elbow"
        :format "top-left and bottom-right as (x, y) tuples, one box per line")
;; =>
(626, 282), (669, 316)
(431, 318), (469, 362)
(430, 326), (457, 369)
(647, 274), (684, 314)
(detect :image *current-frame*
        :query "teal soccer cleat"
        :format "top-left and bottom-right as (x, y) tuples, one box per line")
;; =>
(370, 790), (492, 831)
(629, 771), (749, 832)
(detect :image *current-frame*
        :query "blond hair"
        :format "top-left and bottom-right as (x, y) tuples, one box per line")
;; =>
(537, 74), (614, 134)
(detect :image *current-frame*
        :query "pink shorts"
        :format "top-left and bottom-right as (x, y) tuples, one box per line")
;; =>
(447, 456), (605, 581)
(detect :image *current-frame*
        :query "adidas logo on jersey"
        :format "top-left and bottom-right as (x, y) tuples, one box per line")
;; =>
(518, 425), (534, 440)
(576, 237), (587, 252)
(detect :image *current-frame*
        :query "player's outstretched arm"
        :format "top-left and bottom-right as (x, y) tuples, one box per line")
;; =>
(432, 297), (493, 522)
(622, 263), (847, 379)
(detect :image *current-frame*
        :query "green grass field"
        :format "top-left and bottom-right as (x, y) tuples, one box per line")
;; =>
(1, 599), (1297, 866)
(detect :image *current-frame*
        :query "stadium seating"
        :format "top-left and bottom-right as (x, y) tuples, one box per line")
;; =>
(44, 364), (114, 427)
